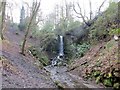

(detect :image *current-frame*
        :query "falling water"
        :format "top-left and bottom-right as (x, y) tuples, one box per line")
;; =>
(59, 35), (64, 57)
(51, 35), (64, 66)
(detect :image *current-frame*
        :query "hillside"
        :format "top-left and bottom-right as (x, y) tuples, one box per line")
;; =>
(1, 23), (119, 89)
(0, 30), (56, 88)
(1, 28), (108, 89)
(0, 0), (120, 89)
(68, 39), (120, 88)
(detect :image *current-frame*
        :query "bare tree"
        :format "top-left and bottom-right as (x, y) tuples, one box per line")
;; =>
(21, 1), (41, 55)
(0, 0), (6, 40)
(89, 0), (92, 20)
(98, 0), (107, 14)
(73, 2), (90, 26)
(73, 0), (107, 26)
(7, 2), (14, 22)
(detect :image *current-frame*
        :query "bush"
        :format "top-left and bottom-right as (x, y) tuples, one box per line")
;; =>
(64, 41), (90, 61)
(87, 69), (120, 89)
(89, 2), (118, 42)
(109, 28), (120, 36)
(64, 43), (76, 60)
(76, 43), (90, 58)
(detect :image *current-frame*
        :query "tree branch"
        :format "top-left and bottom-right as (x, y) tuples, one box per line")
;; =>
(89, 0), (92, 20)
(98, 0), (107, 14)
(73, 2), (90, 26)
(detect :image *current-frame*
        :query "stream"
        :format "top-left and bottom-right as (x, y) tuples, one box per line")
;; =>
(44, 35), (102, 89)
(44, 65), (102, 89)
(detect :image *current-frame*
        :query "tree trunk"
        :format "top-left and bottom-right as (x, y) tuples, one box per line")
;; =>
(0, 0), (6, 40)
(21, 2), (41, 55)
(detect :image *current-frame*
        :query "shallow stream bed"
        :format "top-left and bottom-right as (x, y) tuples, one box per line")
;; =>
(44, 65), (103, 89)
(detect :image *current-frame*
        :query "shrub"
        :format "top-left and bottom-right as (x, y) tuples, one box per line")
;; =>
(64, 42), (90, 61)
(87, 69), (120, 89)
(109, 28), (120, 36)
(76, 43), (90, 58)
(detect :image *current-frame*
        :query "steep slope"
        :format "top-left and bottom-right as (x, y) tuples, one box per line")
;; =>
(68, 39), (120, 88)
(1, 29), (56, 88)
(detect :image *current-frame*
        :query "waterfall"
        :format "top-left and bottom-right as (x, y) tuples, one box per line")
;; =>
(59, 35), (64, 57)
(51, 35), (64, 66)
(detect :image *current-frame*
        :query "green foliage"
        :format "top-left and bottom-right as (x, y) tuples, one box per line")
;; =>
(30, 25), (39, 37)
(18, 23), (26, 31)
(10, 23), (19, 31)
(88, 69), (120, 89)
(93, 71), (101, 77)
(39, 55), (49, 66)
(29, 47), (49, 66)
(96, 76), (101, 84)
(89, 2), (118, 42)
(105, 2), (118, 19)
(76, 43), (90, 58)
(64, 42), (90, 60)
(64, 43), (76, 60)
(38, 31), (57, 52)
(103, 79), (112, 87)
(68, 20), (81, 30)
(55, 19), (81, 36)
(41, 22), (54, 32)
(109, 28), (120, 36)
